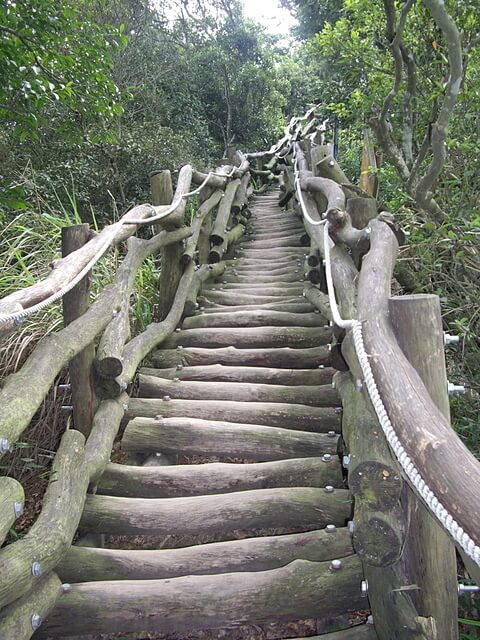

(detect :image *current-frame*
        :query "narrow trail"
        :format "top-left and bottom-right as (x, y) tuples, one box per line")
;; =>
(43, 191), (372, 638)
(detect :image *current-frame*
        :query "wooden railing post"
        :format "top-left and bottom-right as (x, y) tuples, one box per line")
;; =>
(150, 170), (183, 320)
(61, 223), (96, 437)
(389, 293), (458, 640)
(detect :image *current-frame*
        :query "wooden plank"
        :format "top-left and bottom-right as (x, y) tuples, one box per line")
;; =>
(121, 416), (339, 461)
(0, 477), (25, 546)
(126, 398), (341, 432)
(57, 529), (354, 582)
(39, 557), (364, 637)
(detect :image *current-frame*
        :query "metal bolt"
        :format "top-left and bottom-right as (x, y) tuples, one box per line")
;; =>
(331, 380), (336, 389)
(327, 430), (336, 438)
(325, 485), (334, 493)
(163, 395), (171, 402)
(361, 580), (369, 596)
(176, 364), (183, 371)
(122, 403), (128, 413)
(61, 405), (73, 413)
(328, 160), (335, 167)
(318, 364), (324, 369)
(448, 381), (465, 395)
(367, 615), (374, 626)
(31, 614), (42, 631)
(322, 259), (326, 266)
(322, 454), (332, 462)
(325, 524), (336, 533)
(200, 306), (205, 311)
(330, 559), (342, 571)
(62, 583), (72, 594)
(31, 562), (42, 577)
(356, 379), (364, 392)
(0, 438), (11, 454)
(112, 309), (120, 318)
(173, 377), (180, 382)
(335, 407), (343, 414)
(177, 345), (183, 351)
(347, 520), (355, 534)
(343, 454), (351, 467)
(58, 383), (71, 391)
(175, 327), (181, 333)
(120, 382), (128, 391)
(14, 502), (23, 518)
(444, 333), (460, 346)
(458, 583), (480, 595)
(155, 415), (162, 421)
(15, 317), (25, 326)
(314, 309), (320, 314)
(327, 343), (332, 352)
(365, 227), (372, 236)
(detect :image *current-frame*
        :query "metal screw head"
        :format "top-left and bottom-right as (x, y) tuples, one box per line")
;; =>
(324, 485), (334, 493)
(361, 580), (369, 596)
(173, 377), (180, 382)
(343, 454), (351, 467)
(155, 415), (162, 421)
(163, 395), (171, 402)
(367, 615), (374, 626)
(122, 403), (129, 413)
(61, 405), (73, 413)
(58, 383), (71, 391)
(327, 343), (332, 352)
(328, 160), (335, 167)
(112, 309), (120, 318)
(331, 380), (336, 389)
(0, 438), (11, 454)
(448, 381), (465, 395)
(120, 382), (128, 391)
(31, 614), (42, 630)
(322, 453), (332, 462)
(177, 345), (183, 351)
(31, 562), (42, 577)
(175, 327), (181, 333)
(444, 332), (459, 346)
(327, 431), (336, 438)
(347, 520), (355, 534)
(356, 379), (364, 392)
(14, 501), (23, 518)
(458, 583), (480, 595)
(325, 524), (336, 533)
(318, 364), (324, 369)
(335, 407), (343, 414)
(176, 364), (183, 371)
(62, 583), (72, 594)
(330, 559), (342, 571)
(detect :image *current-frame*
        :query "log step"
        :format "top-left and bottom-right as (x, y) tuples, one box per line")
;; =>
(39, 557), (363, 637)
(80, 487), (351, 536)
(97, 456), (343, 498)
(199, 301), (315, 314)
(199, 292), (304, 306)
(126, 398), (341, 432)
(151, 345), (331, 369)
(139, 364), (335, 385)
(121, 416), (340, 461)
(138, 374), (340, 407)
(58, 528), (353, 582)
(162, 326), (332, 349)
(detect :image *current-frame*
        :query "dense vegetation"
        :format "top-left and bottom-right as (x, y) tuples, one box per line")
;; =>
(0, 0), (478, 531)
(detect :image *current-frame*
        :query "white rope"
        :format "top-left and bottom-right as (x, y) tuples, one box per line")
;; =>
(293, 158), (480, 567)
(0, 166), (237, 325)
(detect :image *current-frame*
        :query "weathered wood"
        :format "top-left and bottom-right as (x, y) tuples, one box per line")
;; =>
(359, 130), (379, 197)
(0, 477), (25, 545)
(231, 171), (251, 215)
(346, 197), (377, 230)
(0, 571), (62, 640)
(304, 284), (333, 320)
(183, 262), (225, 316)
(150, 169), (173, 208)
(389, 294), (458, 639)
(210, 179), (241, 245)
(286, 627), (376, 640)
(300, 175), (346, 213)
(162, 326), (331, 349)
(140, 364), (334, 385)
(126, 398), (341, 432)
(0, 430), (88, 610)
(316, 154), (350, 185)
(58, 529), (353, 582)
(202, 284), (304, 297)
(201, 291), (304, 307)
(358, 221), (480, 556)
(151, 345), (331, 369)
(80, 487), (351, 536)
(94, 227), (192, 380)
(62, 223), (96, 436)
(98, 456), (343, 498)
(138, 374), (339, 408)
(208, 222), (245, 263)
(40, 557), (364, 637)
(181, 190), (223, 265)
(122, 415), (339, 461)
(200, 301), (315, 313)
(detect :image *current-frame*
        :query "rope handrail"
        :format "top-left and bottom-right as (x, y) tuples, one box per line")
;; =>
(293, 156), (480, 567)
(0, 166), (238, 326)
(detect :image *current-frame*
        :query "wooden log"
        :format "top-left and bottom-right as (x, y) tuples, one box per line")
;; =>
(183, 262), (225, 317)
(389, 294), (458, 638)
(151, 345), (331, 369)
(117, 262), (195, 388)
(62, 223), (96, 437)
(300, 175), (346, 213)
(326, 208), (369, 250)
(84, 392), (128, 485)
(359, 130), (379, 198)
(208, 222), (245, 263)
(200, 302), (315, 314)
(126, 398), (341, 432)
(138, 375), (339, 408)
(57, 528), (353, 582)
(140, 364), (335, 386)
(358, 221), (480, 559)
(181, 189), (223, 266)
(231, 172), (251, 215)
(346, 197), (377, 230)
(39, 557), (364, 637)
(98, 456), (343, 498)
(285, 627), (376, 640)
(203, 284), (304, 297)
(121, 415), (339, 461)
(210, 179), (241, 245)
(182, 310), (324, 329)
(0, 430), (88, 610)
(304, 284), (333, 320)
(162, 326), (331, 349)
(80, 487), (351, 536)
(94, 227), (192, 380)
(0, 571), (62, 640)
(242, 235), (304, 249)
(192, 169), (228, 190)
(315, 154), (351, 185)
(0, 477), (25, 546)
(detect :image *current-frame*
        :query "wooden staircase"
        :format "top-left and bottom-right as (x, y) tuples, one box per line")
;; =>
(43, 191), (372, 638)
